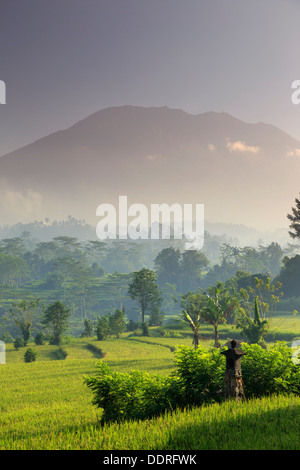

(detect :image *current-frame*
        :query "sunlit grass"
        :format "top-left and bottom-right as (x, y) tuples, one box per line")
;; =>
(1, 321), (299, 450)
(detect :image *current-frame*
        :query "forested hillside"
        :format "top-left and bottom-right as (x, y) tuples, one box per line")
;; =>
(0, 218), (299, 341)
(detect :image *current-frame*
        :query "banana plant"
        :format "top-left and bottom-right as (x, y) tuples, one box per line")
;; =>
(201, 287), (237, 348)
(182, 309), (201, 349)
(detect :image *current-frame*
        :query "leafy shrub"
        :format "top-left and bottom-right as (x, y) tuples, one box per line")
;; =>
(85, 342), (300, 423)
(34, 332), (45, 345)
(142, 322), (149, 337)
(241, 342), (300, 397)
(175, 343), (300, 403)
(236, 297), (270, 347)
(14, 337), (25, 350)
(174, 346), (225, 406)
(81, 319), (93, 338)
(96, 315), (110, 341)
(24, 348), (37, 363)
(126, 320), (139, 331)
(84, 362), (182, 423)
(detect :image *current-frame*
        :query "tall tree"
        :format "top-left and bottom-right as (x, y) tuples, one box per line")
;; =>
(180, 249), (209, 292)
(201, 283), (238, 348)
(42, 301), (71, 345)
(0, 253), (29, 286)
(259, 242), (283, 277)
(277, 255), (300, 297)
(287, 194), (300, 239)
(9, 298), (40, 345)
(245, 276), (283, 319)
(148, 296), (164, 326)
(162, 282), (179, 315)
(0, 237), (25, 257)
(180, 289), (204, 348)
(128, 268), (161, 326)
(109, 307), (126, 338)
(182, 310), (201, 349)
(154, 247), (181, 286)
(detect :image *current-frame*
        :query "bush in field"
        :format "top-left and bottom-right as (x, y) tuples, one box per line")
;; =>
(96, 309), (126, 340)
(175, 342), (300, 401)
(84, 362), (182, 423)
(24, 348), (37, 363)
(34, 332), (45, 345)
(236, 296), (270, 348)
(14, 337), (25, 350)
(109, 308), (126, 338)
(96, 315), (110, 341)
(85, 342), (300, 423)
(241, 342), (300, 397)
(126, 319), (139, 331)
(81, 319), (93, 338)
(174, 345), (225, 405)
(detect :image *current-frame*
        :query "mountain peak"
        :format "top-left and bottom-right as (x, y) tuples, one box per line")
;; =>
(0, 105), (299, 230)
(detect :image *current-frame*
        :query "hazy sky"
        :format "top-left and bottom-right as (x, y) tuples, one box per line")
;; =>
(0, 0), (300, 157)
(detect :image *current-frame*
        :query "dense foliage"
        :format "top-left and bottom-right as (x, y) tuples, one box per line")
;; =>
(24, 347), (37, 363)
(85, 342), (300, 423)
(1, 341), (299, 449)
(95, 308), (126, 340)
(85, 362), (181, 422)
(0, 222), (294, 342)
(236, 296), (270, 347)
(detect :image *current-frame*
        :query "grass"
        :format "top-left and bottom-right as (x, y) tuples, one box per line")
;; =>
(0, 360), (298, 450)
(94, 395), (299, 451)
(0, 317), (299, 450)
(267, 313), (300, 343)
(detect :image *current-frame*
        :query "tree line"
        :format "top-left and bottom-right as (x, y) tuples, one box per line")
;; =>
(1, 193), (300, 343)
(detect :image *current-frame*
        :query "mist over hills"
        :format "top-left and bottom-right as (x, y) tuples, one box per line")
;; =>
(0, 105), (299, 239)
(0, 216), (291, 250)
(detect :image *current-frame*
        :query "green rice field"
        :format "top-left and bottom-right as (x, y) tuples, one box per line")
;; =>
(0, 318), (299, 450)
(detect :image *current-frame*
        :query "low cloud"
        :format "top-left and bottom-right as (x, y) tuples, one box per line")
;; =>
(0, 182), (43, 219)
(286, 147), (300, 157)
(226, 139), (260, 154)
(145, 153), (167, 161)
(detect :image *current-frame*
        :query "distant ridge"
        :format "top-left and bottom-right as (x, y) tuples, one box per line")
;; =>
(0, 105), (299, 231)
(0, 217), (290, 247)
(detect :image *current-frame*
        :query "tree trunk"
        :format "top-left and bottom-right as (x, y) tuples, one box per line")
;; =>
(141, 306), (145, 324)
(193, 331), (199, 349)
(213, 325), (221, 348)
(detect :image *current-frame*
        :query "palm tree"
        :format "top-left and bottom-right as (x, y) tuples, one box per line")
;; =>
(182, 310), (201, 349)
(201, 286), (237, 348)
